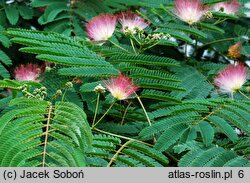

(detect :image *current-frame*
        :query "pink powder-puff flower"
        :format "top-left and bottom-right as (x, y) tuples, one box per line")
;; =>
(118, 11), (149, 33)
(14, 63), (44, 81)
(212, 0), (240, 15)
(214, 63), (247, 96)
(86, 14), (117, 43)
(175, 0), (205, 25)
(103, 74), (138, 100)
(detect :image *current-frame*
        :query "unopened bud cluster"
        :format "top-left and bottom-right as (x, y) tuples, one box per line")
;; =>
(65, 81), (73, 88)
(148, 33), (170, 41)
(20, 85), (47, 100)
(204, 11), (213, 19)
(94, 84), (106, 93)
(67, 0), (78, 7)
(246, 86), (250, 93)
(140, 32), (170, 48)
(124, 27), (144, 36)
(53, 89), (63, 100)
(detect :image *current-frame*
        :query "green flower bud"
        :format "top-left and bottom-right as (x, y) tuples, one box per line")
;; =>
(65, 81), (73, 88)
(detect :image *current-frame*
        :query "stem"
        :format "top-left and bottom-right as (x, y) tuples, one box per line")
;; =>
(109, 40), (131, 53)
(61, 89), (67, 102)
(93, 127), (179, 162)
(42, 105), (53, 167)
(131, 34), (141, 45)
(107, 140), (134, 167)
(92, 102), (115, 128)
(214, 18), (227, 25)
(159, 4), (176, 17)
(121, 102), (132, 125)
(93, 128), (153, 146)
(146, 40), (161, 51)
(199, 38), (234, 49)
(23, 91), (36, 99)
(230, 92), (234, 100)
(136, 95), (152, 126)
(213, 18), (222, 25)
(164, 151), (179, 163)
(130, 38), (138, 54)
(92, 93), (100, 128)
(136, 94), (157, 143)
(239, 90), (250, 100)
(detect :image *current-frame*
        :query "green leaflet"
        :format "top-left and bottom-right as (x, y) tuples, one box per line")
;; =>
(0, 97), (93, 167)
(178, 146), (250, 167)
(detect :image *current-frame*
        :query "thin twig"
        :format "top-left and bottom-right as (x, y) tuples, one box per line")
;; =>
(92, 102), (115, 128)
(107, 140), (134, 167)
(198, 38), (234, 49)
(109, 39), (131, 53)
(136, 95), (152, 126)
(239, 90), (250, 100)
(93, 128), (153, 147)
(92, 93), (100, 127)
(93, 128), (179, 163)
(130, 38), (138, 54)
(136, 94), (157, 143)
(121, 102), (132, 125)
(61, 89), (67, 102)
(42, 105), (53, 167)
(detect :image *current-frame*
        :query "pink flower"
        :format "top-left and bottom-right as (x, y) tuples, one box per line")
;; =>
(212, 1), (240, 15)
(86, 14), (117, 43)
(103, 74), (138, 100)
(175, 0), (205, 25)
(118, 11), (149, 33)
(14, 63), (43, 81)
(214, 63), (247, 95)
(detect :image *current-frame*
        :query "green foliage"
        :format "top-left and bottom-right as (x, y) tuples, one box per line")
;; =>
(1, 0), (34, 25)
(140, 99), (250, 151)
(170, 64), (214, 100)
(7, 29), (119, 78)
(211, 11), (239, 20)
(30, 0), (176, 36)
(0, 25), (12, 79)
(0, 79), (41, 89)
(0, 97), (92, 167)
(178, 144), (250, 167)
(86, 134), (169, 167)
(0, 0), (249, 168)
(161, 23), (208, 39)
(110, 54), (184, 102)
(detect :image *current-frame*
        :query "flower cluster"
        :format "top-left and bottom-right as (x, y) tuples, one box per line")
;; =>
(214, 63), (247, 95)
(174, 0), (205, 25)
(174, 0), (240, 25)
(118, 11), (149, 34)
(212, 0), (240, 15)
(85, 12), (148, 43)
(86, 14), (117, 44)
(14, 63), (44, 82)
(103, 74), (138, 100)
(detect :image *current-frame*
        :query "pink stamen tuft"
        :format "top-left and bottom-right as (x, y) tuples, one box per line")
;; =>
(103, 74), (138, 100)
(86, 14), (117, 43)
(14, 63), (44, 81)
(118, 11), (149, 33)
(212, 0), (240, 15)
(175, 0), (205, 25)
(214, 63), (247, 95)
